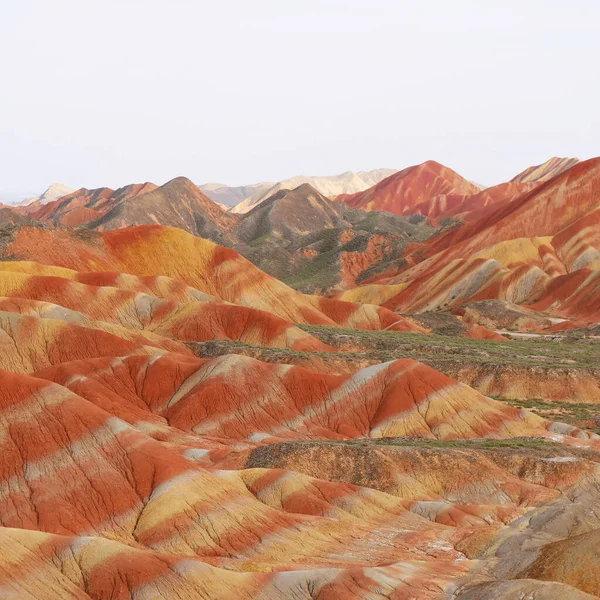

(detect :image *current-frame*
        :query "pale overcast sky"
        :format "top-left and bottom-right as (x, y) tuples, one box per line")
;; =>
(1, 0), (598, 200)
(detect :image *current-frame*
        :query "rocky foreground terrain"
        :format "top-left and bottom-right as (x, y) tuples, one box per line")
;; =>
(0, 156), (599, 598)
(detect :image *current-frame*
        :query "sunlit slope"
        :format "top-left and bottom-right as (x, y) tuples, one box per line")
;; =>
(2, 224), (423, 330)
(338, 160), (481, 216)
(0, 348), (594, 598)
(352, 158), (600, 318)
(0, 311), (160, 373)
(511, 157), (580, 183)
(35, 352), (591, 447)
(0, 366), (478, 596)
(0, 268), (331, 353)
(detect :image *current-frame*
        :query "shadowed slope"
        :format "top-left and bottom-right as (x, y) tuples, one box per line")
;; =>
(0, 207), (36, 227)
(237, 183), (348, 242)
(26, 183), (157, 226)
(235, 183), (437, 293)
(22, 177), (241, 246)
(88, 176), (240, 244)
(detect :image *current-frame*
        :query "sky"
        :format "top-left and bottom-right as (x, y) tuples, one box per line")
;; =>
(1, 0), (599, 201)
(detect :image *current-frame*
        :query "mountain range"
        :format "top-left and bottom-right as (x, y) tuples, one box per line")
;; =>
(11, 182), (76, 206)
(228, 168), (397, 213)
(1, 155), (600, 599)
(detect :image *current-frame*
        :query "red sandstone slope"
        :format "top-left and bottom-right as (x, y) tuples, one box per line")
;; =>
(0, 295), (597, 598)
(0, 352), (591, 598)
(351, 158), (600, 318)
(35, 352), (582, 446)
(412, 180), (536, 223)
(0, 224), (423, 331)
(0, 364), (483, 597)
(0, 367), (470, 577)
(0, 269), (331, 353)
(0, 310), (160, 373)
(416, 157), (600, 262)
(25, 183), (157, 226)
(337, 160), (481, 216)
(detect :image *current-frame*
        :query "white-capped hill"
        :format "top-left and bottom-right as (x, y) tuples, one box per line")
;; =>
(14, 183), (75, 207)
(226, 169), (397, 214)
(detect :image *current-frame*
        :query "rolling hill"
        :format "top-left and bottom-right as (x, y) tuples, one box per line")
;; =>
(337, 160), (481, 217)
(1, 156), (600, 599)
(337, 158), (600, 326)
(88, 176), (240, 244)
(0, 223), (425, 331)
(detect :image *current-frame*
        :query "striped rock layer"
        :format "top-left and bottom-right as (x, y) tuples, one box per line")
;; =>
(511, 157), (580, 184)
(0, 158), (599, 598)
(337, 160), (482, 217)
(0, 350), (596, 598)
(0, 225), (421, 332)
(0, 261), (597, 598)
(339, 158), (600, 322)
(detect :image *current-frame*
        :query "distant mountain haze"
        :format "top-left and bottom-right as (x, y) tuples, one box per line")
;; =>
(199, 182), (275, 208)
(229, 169), (397, 214)
(8, 159), (579, 214)
(11, 183), (75, 207)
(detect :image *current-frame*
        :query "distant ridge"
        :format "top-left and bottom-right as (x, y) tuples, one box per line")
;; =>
(237, 183), (348, 242)
(229, 169), (397, 214)
(25, 183), (157, 226)
(511, 157), (579, 183)
(13, 183), (75, 207)
(337, 160), (480, 216)
(87, 176), (240, 244)
(200, 182), (274, 208)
